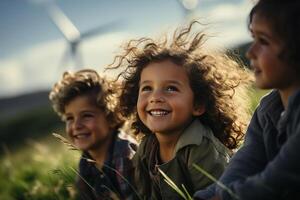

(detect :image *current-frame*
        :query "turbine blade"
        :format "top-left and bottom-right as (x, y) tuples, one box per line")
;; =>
(45, 2), (80, 42)
(81, 20), (125, 39)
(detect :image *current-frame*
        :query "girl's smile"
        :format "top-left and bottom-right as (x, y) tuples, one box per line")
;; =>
(137, 60), (204, 137)
(147, 109), (171, 117)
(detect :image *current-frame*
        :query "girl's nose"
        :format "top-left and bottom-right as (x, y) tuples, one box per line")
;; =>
(150, 90), (165, 103)
(150, 96), (165, 103)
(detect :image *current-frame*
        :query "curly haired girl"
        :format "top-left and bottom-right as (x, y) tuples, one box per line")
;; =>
(109, 21), (252, 199)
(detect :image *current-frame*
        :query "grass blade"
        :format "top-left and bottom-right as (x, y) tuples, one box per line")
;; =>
(192, 163), (239, 200)
(157, 168), (192, 200)
(181, 184), (192, 200)
(52, 133), (78, 151)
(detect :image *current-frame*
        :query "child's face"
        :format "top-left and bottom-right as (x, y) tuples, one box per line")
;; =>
(64, 95), (112, 152)
(137, 60), (204, 136)
(247, 13), (298, 90)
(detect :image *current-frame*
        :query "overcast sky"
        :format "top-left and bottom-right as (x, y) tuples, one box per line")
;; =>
(0, 0), (253, 98)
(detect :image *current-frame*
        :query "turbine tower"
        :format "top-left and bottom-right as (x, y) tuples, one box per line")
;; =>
(43, 1), (123, 69)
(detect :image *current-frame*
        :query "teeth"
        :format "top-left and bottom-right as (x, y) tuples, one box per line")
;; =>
(150, 110), (169, 116)
(74, 134), (89, 139)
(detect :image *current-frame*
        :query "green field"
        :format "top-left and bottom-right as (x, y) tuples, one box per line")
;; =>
(0, 88), (269, 199)
(0, 135), (81, 200)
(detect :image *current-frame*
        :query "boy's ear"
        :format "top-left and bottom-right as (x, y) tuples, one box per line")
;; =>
(193, 104), (205, 116)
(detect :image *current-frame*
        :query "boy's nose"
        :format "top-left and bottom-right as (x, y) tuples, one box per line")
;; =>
(73, 118), (84, 129)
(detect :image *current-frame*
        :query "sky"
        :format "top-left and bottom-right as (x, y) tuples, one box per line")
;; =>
(0, 0), (254, 98)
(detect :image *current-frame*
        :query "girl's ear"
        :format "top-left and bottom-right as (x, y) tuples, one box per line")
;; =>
(193, 104), (205, 116)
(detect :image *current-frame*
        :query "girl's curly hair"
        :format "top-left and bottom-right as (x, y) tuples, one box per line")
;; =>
(49, 69), (124, 129)
(108, 21), (253, 149)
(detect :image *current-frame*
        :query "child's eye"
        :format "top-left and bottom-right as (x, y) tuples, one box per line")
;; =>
(252, 35), (269, 46)
(257, 37), (269, 45)
(140, 85), (152, 92)
(82, 113), (94, 118)
(166, 85), (178, 92)
(65, 116), (73, 122)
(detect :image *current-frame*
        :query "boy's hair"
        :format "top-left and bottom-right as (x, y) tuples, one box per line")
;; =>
(249, 0), (300, 69)
(49, 69), (124, 129)
(109, 21), (253, 149)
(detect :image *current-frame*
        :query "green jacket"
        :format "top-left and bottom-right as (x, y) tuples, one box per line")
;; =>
(133, 120), (229, 200)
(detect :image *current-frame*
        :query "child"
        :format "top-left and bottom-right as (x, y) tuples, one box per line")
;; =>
(49, 69), (136, 200)
(194, 0), (300, 199)
(109, 21), (252, 199)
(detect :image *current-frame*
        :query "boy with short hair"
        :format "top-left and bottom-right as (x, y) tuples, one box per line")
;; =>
(49, 69), (136, 200)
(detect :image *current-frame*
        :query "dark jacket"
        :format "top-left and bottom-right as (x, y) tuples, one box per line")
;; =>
(133, 120), (229, 200)
(77, 130), (136, 200)
(195, 90), (300, 200)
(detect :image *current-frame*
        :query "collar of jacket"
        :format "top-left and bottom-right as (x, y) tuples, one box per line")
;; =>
(258, 89), (300, 127)
(174, 119), (228, 157)
(138, 119), (229, 161)
(258, 90), (283, 127)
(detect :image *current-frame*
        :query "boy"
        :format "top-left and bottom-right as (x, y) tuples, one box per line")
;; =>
(49, 69), (136, 199)
(194, 0), (300, 199)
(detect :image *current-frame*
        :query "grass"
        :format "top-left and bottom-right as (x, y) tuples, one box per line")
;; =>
(0, 135), (80, 200)
(248, 87), (270, 113)
(0, 105), (64, 155)
(158, 168), (193, 200)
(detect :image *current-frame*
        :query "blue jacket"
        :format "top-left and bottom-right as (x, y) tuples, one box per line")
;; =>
(195, 90), (300, 200)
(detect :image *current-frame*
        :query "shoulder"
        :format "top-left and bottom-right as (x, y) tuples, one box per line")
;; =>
(176, 122), (229, 170)
(179, 136), (229, 166)
(248, 90), (284, 132)
(177, 137), (228, 190)
(175, 120), (230, 161)
(256, 90), (282, 114)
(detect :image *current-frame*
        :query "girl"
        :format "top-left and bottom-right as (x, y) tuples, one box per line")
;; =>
(109, 21), (252, 199)
(195, 0), (300, 199)
(49, 69), (136, 200)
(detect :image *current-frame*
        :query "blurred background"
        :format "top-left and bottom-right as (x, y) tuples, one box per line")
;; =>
(0, 0), (262, 199)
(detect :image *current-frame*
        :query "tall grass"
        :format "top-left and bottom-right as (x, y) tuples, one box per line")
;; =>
(0, 136), (80, 200)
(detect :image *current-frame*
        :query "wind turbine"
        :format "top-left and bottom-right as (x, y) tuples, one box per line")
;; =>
(177, 0), (199, 21)
(42, 1), (124, 70)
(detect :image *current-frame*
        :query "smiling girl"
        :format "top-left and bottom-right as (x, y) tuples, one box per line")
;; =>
(109, 21), (252, 199)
